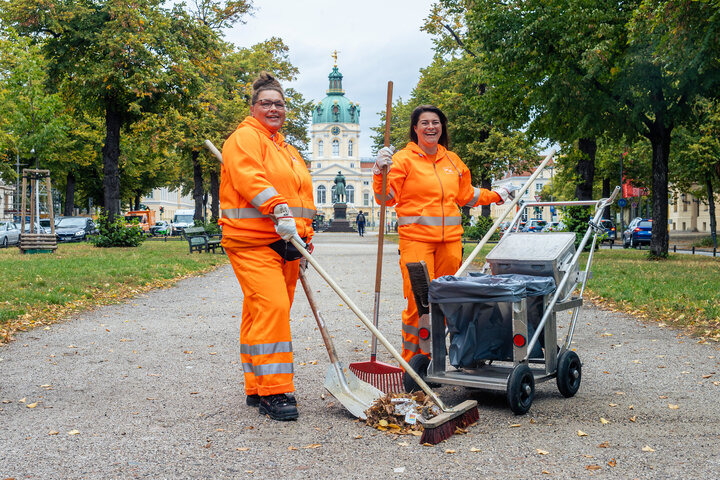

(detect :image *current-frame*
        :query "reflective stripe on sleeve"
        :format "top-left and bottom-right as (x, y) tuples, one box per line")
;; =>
(222, 208), (265, 219)
(290, 207), (317, 219)
(250, 187), (279, 208)
(463, 187), (481, 207)
(397, 215), (462, 227)
(374, 187), (395, 204)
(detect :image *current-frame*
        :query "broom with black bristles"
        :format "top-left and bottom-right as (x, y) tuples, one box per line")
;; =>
(287, 234), (479, 444)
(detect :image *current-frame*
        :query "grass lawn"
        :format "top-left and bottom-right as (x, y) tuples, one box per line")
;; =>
(0, 240), (228, 343)
(460, 240), (720, 340)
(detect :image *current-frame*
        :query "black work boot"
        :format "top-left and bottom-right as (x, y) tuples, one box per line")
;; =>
(258, 394), (299, 421)
(246, 393), (296, 407)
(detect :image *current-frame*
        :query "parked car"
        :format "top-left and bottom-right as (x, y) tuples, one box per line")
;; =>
(150, 220), (172, 236)
(541, 221), (566, 232)
(522, 219), (547, 232)
(55, 216), (98, 242)
(0, 221), (20, 247)
(14, 222), (49, 234)
(599, 219), (617, 244)
(622, 218), (652, 248)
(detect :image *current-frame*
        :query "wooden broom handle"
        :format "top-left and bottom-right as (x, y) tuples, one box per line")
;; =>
(375, 81), (393, 292)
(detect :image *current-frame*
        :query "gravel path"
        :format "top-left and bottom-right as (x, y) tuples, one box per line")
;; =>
(1, 232), (718, 479)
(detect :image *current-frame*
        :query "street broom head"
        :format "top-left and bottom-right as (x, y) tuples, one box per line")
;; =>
(349, 359), (405, 394)
(420, 400), (479, 445)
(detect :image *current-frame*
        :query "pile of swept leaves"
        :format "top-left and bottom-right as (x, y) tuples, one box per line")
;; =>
(364, 392), (440, 435)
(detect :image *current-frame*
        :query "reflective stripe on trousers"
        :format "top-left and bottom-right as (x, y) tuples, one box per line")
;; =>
(397, 215), (462, 227)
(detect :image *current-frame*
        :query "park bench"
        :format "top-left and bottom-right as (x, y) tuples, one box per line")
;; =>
(182, 226), (223, 254)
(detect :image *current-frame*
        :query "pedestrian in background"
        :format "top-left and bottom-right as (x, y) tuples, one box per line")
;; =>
(220, 72), (316, 421)
(356, 210), (366, 237)
(373, 104), (516, 364)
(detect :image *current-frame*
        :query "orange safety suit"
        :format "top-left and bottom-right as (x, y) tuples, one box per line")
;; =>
(374, 142), (502, 363)
(220, 116), (315, 396)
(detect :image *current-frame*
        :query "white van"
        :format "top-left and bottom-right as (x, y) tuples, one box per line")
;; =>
(171, 209), (195, 236)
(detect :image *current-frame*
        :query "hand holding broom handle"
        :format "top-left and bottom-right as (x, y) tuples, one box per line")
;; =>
(371, 81), (393, 359)
(454, 150), (556, 277)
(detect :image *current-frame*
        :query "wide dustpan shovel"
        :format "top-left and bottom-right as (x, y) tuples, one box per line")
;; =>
(298, 267), (383, 419)
(348, 81), (405, 393)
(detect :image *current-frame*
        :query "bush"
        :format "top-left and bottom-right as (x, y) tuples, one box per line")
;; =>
(91, 212), (146, 248)
(693, 236), (717, 248)
(563, 205), (594, 251)
(463, 215), (501, 241)
(195, 218), (221, 235)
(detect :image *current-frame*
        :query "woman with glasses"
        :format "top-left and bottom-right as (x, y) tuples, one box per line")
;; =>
(373, 105), (516, 365)
(220, 72), (316, 421)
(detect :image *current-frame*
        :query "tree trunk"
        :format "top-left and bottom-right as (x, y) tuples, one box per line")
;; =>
(102, 103), (122, 220)
(575, 137), (596, 201)
(707, 173), (717, 249)
(64, 171), (76, 216)
(210, 168), (220, 221)
(646, 119), (671, 257)
(192, 150), (204, 223)
(480, 176), (492, 217)
(134, 194), (140, 211)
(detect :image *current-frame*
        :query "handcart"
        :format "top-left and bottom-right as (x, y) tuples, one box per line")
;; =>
(405, 187), (620, 414)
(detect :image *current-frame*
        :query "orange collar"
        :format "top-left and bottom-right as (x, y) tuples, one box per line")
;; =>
(240, 116), (286, 146)
(405, 142), (447, 161)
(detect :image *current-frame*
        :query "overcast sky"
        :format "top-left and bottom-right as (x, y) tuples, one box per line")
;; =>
(224, 0), (437, 158)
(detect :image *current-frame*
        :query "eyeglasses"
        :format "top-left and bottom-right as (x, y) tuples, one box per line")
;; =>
(255, 100), (286, 110)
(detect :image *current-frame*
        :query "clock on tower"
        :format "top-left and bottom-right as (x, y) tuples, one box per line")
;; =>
(331, 126), (340, 136)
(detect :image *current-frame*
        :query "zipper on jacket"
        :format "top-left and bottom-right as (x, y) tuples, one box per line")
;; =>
(431, 159), (446, 243)
(286, 144), (307, 237)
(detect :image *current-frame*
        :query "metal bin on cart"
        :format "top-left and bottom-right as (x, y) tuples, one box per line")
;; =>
(403, 189), (620, 414)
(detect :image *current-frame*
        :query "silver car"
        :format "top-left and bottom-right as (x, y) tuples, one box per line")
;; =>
(0, 221), (21, 247)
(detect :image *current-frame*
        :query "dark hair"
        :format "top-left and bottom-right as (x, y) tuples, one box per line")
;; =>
(409, 105), (449, 148)
(251, 72), (284, 104)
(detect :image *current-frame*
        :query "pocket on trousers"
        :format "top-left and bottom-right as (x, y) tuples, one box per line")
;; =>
(268, 238), (306, 261)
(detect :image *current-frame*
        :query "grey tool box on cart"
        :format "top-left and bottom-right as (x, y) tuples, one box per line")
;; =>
(404, 187), (620, 414)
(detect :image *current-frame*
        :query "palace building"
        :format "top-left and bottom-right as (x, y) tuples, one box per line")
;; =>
(309, 59), (395, 229)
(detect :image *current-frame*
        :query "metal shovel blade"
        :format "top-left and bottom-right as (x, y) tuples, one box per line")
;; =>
(324, 361), (384, 420)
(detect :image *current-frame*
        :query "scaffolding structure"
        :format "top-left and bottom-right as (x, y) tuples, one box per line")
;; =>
(19, 169), (57, 254)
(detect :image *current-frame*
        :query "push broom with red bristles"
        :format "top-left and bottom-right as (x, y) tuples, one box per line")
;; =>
(348, 80), (405, 394)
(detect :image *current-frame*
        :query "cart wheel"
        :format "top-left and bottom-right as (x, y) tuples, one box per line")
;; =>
(556, 350), (582, 398)
(404, 354), (430, 393)
(506, 364), (535, 415)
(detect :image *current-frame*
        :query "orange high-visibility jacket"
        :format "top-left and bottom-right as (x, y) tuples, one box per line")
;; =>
(374, 142), (501, 243)
(220, 116), (316, 247)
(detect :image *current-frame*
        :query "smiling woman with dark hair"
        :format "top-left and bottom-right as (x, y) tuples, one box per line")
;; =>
(372, 104), (517, 365)
(219, 72), (316, 422)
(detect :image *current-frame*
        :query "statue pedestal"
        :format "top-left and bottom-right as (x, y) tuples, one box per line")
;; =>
(323, 203), (356, 233)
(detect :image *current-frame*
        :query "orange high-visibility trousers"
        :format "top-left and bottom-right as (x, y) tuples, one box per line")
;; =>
(398, 238), (462, 364)
(226, 245), (299, 396)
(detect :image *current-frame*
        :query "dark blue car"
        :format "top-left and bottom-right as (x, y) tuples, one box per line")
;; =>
(622, 218), (652, 248)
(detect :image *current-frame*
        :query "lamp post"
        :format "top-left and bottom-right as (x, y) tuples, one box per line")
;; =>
(619, 152), (625, 234)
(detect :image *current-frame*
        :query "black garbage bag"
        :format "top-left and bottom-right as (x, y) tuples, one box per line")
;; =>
(429, 273), (555, 367)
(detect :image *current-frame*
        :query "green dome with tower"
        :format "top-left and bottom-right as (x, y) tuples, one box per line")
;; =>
(312, 57), (360, 125)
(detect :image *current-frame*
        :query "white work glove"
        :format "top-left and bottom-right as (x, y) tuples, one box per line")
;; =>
(273, 203), (297, 241)
(372, 146), (395, 175)
(493, 184), (518, 204)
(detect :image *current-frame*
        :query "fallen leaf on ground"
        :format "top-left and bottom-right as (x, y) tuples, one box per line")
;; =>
(608, 458), (617, 467)
(600, 418), (610, 424)
(509, 424), (522, 428)
(542, 470), (551, 475)
(642, 445), (655, 452)
(630, 416), (637, 422)
(536, 449), (549, 455)
(26, 402), (38, 409)
(236, 447), (249, 451)
(68, 430), (80, 435)
(577, 430), (588, 437)
(668, 404), (679, 409)
(445, 449), (456, 454)
(470, 447), (482, 452)
(48, 430), (59, 435)
(597, 441), (610, 448)
(303, 444), (321, 449)
(288, 446), (298, 450)
(586, 465), (601, 471)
